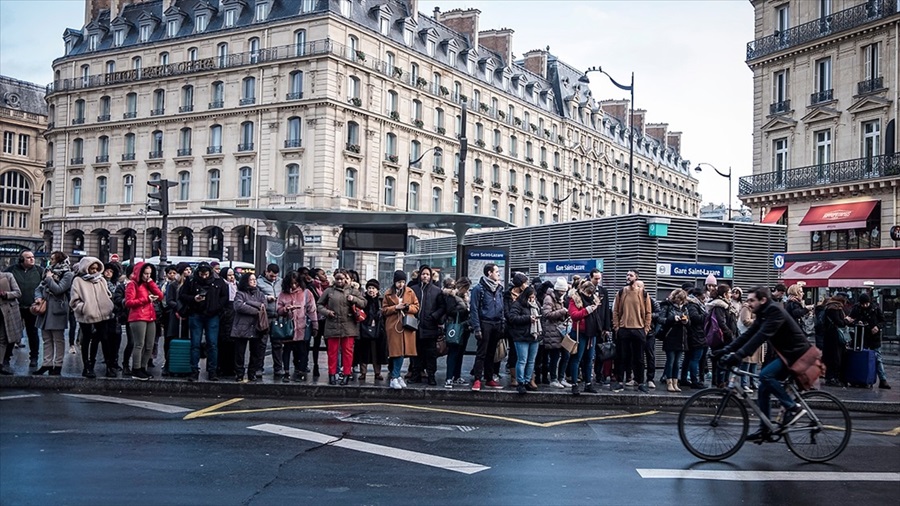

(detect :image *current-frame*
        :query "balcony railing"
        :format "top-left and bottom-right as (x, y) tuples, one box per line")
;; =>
(739, 154), (900, 196)
(71, 118), (84, 125)
(121, 153), (135, 161)
(207, 146), (223, 154)
(70, 157), (83, 165)
(177, 148), (192, 156)
(286, 92), (303, 100)
(208, 100), (224, 109)
(95, 155), (109, 163)
(857, 76), (885, 95)
(284, 139), (302, 148)
(746, 0), (896, 61)
(123, 111), (136, 119)
(150, 108), (165, 116)
(237, 143), (254, 152)
(97, 114), (110, 122)
(810, 89), (834, 105)
(239, 97), (256, 106)
(769, 99), (791, 115)
(148, 151), (163, 159)
(179, 105), (194, 113)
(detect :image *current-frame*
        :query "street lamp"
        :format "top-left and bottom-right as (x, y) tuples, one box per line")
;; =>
(694, 163), (733, 221)
(580, 67), (634, 213)
(554, 187), (585, 220)
(406, 146), (442, 211)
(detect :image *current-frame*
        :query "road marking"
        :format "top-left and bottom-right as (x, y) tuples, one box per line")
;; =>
(183, 397), (244, 420)
(0, 394), (40, 401)
(249, 423), (490, 474)
(63, 394), (191, 413)
(637, 469), (900, 482)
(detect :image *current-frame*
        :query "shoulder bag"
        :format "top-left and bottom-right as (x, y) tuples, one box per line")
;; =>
(271, 315), (295, 341)
(353, 304), (367, 323)
(256, 305), (270, 332)
(495, 338), (508, 362)
(401, 312), (419, 331)
(598, 335), (616, 362)
(444, 314), (464, 346)
(30, 298), (47, 316)
(561, 326), (579, 355)
(776, 346), (825, 391)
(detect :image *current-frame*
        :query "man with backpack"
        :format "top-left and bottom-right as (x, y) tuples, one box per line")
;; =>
(612, 270), (653, 393)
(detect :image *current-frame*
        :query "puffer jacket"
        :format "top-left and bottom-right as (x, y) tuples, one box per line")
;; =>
(276, 287), (319, 341)
(507, 298), (537, 342)
(125, 262), (164, 323)
(232, 287), (267, 339)
(541, 292), (568, 349)
(317, 284), (366, 338)
(69, 257), (114, 324)
(685, 296), (707, 350)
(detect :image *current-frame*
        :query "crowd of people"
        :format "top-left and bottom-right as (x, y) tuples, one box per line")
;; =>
(0, 250), (890, 393)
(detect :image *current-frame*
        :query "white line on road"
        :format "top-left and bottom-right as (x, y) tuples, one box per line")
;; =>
(0, 394), (40, 401)
(248, 423), (490, 475)
(63, 394), (191, 414)
(637, 469), (900, 482)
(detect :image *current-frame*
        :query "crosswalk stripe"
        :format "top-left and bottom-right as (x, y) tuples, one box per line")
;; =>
(0, 394), (40, 401)
(63, 394), (191, 413)
(637, 469), (900, 481)
(248, 423), (490, 475)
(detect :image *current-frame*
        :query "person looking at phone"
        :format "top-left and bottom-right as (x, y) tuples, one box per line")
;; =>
(179, 262), (228, 381)
(124, 262), (164, 381)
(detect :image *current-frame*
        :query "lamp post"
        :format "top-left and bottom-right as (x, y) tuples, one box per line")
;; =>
(580, 67), (634, 213)
(406, 146), (443, 212)
(694, 163), (733, 221)
(554, 187), (585, 220)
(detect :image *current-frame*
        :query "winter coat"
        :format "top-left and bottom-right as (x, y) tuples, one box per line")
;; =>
(276, 288), (319, 341)
(612, 286), (653, 334)
(0, 272), (24, 342)
(165, 280), (188, 337)
(584, 284), (611, 337)
(723, 300), (811, 366)
(541, 292), (568, 349)
(507, 298), (539, 342)
(5, 262), (42, 308)
(69, 257), (114, 324)
(179, 264), (229, 318)
(568, 290), (596, 335)
(383, 287), (419, 357)
(822, 300), (847, 345)
(849, 302), (885, 349)
(784, 297), (810, 326)
(257, 275), (282, 318)
(469, 277), (504, 333)
(685, 297), (707, 350)
(658, 300), (688, 352)
(442, 287), (470, 329)
(35, 262), (75, 330)
(231, 288), (267, 339)
(124, 262), (164, 323)
(317, 284), (367, 338)
(706, 298), (737, 348)
(412, 281), (446, 339)
(738, 304), (764, 364)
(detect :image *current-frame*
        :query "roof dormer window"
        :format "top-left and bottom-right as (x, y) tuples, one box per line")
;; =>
(88, 33), (99, 51)
(380, 17), (390, 36)
(404, 28), (413, 46)
(426, 39), (435, 56)
(195, 14), (207, 32)
(255, 1), (269, 22)
(340, 0), (351, 17)
(225, 9), (236, 27)
(166, 19), (179, 37)
(113, 29), (124, 46)
(140, 24), (152, 42)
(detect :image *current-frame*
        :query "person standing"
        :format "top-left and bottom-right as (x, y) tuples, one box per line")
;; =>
(567, 281), (600, 395)
(659, 289), (689, 392)
(468, 263), (506, 391)
(179, 262), (228, 382)
(611, 270), (653, 393)
(681, 288), (709, 389)
(317, 270), (366, 385)
(0, 271), (24, 375)
(706, 284), (737, 388)
(232, 272), (268, 382)
(502, 272), (529, 388)
(383, 270), (419, 389)
(124, 262), (163, 381)
(508, 286), (542, 394)
(541, 277), (570, 389)
(33, 252), (74, 375)
(821, 293), (850, 387)
(585, 269), (612, 386)
(410, 265), (445, 386)
(849, 293), (889, 389)
(5, 250), (44, 368)
(784, 284), (811, 328)
(307, 268), (329, 378)
(162, 263), (191, 375)
(257, 264), (284, 380)
(442, 276), (471, 388)
(69, 256), (115, 379)
(217, 267), (238, 379)
(355, 279), (386, 382)
(276, 270), (318, 382)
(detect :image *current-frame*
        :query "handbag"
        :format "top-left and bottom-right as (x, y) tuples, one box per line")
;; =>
(561, 326), (579, 355)
(401, 313), (419, 331)
(271, 315), (295, 341)
(598, 337), (616, 362)
(495, 338), (508, 362)
(836, 326), (851, 346)
(353, 304), (366, 323)
(436, 336), (448, 357)
(30, 298), (47, 316)
(360, 317), (378, 340)
(256, 306), (270, 332)
(444, 315), (464, 346)
(777, 346), (826, 391)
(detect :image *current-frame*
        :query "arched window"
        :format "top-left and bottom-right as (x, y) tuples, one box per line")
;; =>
(508, 204), (516, 223)
(294, 30), (307, 56)
(95, 176), (106, 204)
(286, 117), (302, 146)
(207, 169), (220, 199)
(385, 133), (397, 157)
(123, 174), (134, 203)
(387, 90), (398, 113)
(248, 37), (260, 63)
(523, 207), (531, 226)
(179, 128), (192, 155)
(345, 168), (357, 198)
(150, 130), (163, 156)
(286, 164), (300, 195)
(473, 196), (481, 214)
(384, 176), (395, 206)
(0, 170), (31, 210)
(210, 81), (224, 107)
(152, 89), (165, 115)
(508, 169), (517, 187)
(73, 99), (85, 122)
(43, 180), (52, 208)
(239, 167), (252, 198)
(538, 210), (545, 225)
(132, 56), (142, 78)
(432, 187), (442, 212)
(241, 77), (256, 104)
(71, 177), (82, 205)
(408, 182), (420, 211)
(240, 121), (254, 150)
(181, 85), (193, 111)
(490, 200), (498, 218)
(97, 135), (109, 160)
(178, 170), (190, 200)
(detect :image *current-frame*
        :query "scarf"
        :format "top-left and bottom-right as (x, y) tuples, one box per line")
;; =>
(82, 272), (103, 282)
(481, 275), (500, 293)
(529, 300), (542, 336)
(50, 259), (71, 280)
(227, 281), (237, 301)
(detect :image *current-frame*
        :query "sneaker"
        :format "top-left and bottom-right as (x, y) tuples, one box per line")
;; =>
(517, 384), (527, 395)
(743, 386), (754, 394)
(612, 382), (625, 392)
(485, 380), (503, 389)
(444, 379), (454, 389)
(471, 379), (482, 391)
(782, 405), (807, 427)
(583, 383), (598, 394)
(390, 378), (403, 390)
(560, 379), (572, 388)
(571, 384), (580, 396)
(69, 345), (77, 354)
(879, 380), (892, 390)
(638, 383), (650, 393)
(208, 373), (219, 382)
(453, 377), (468, 386)
(625, 380), (637, 387)
(398, 377), (408, 388)
(549, 380), (563, 389)
(745, 428), (772, 444)
(131, 369), (150, 381)
(647, 380), (656, 389)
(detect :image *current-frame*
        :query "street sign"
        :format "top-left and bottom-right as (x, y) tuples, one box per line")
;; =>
(656, 262), (733, 279)
(538, 259), (603, 275)
(648, 223), (668, 237)
(773, 253), (786, 270)
(303, 235), (322, 244)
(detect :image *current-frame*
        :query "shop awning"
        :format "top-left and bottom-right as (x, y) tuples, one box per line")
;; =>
(781, 259), (900, 288)
(797, 201), (879, 232)
(761, 206), (787, 224)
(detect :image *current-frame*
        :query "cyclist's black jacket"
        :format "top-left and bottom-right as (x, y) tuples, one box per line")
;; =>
(723, 300), (810, 365)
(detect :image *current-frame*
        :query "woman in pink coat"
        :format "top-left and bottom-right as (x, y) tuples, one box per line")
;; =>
(276, 271), (318, 382)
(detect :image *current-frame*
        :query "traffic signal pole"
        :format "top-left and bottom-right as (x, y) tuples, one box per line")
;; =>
(147, 179), (177, 277)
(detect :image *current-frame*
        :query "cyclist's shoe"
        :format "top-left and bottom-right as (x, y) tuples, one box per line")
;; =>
(781, 405), (807, 427)
(745, 428), (773, 444)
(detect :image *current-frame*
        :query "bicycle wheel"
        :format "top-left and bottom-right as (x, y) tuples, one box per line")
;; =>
(784, 390), (852, 463)
(678, 388), (749, 461)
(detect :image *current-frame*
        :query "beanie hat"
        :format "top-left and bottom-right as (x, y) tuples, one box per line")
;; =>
(705, 274), (717, 286)
(175, 262), (190, 275)
(554, 277), (568, 292)
(681, 282), (695, 291)
(512, 272), (529, 288)
(366, 278), (380, 290)
(858, 293), (870, 304)
(393, 270), (407, 283)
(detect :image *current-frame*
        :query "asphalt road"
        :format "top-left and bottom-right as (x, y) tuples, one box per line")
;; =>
(1, 390), (898, 506)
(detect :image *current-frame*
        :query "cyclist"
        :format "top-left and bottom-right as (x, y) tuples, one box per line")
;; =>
(715, 286), (811, 443)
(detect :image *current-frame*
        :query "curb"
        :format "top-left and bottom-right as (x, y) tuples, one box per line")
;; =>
(3, 376), (898, 414)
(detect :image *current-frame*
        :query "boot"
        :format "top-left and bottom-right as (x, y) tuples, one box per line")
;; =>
(541, 373), (550, 385)
(339, 374), (351, 386)
(328, 374), (338, 385)
(673, 379), (682, 392)
(508, 369), (518, 387)
(32, 366), (52, 376)
(528, 375), (538, 390)
(85, 361), (97, 379)
(667, 379), (677, 392)
(427, 374), (437, 386)
(50, 367), (62, 376)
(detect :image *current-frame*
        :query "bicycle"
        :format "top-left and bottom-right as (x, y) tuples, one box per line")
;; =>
(677, 366), (851, 462)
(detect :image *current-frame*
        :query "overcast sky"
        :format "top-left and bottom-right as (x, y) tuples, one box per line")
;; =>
(0, 0), (754, 208)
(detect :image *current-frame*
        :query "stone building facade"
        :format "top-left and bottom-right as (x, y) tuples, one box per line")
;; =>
(42, 0), (701, 268)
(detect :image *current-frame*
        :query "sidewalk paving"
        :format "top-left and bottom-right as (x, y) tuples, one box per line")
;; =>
(2, 344), (898, 414)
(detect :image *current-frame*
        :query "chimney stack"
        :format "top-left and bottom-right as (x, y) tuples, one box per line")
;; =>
(435, 8), (480, 49)
(478, 28), (514, 65)
(667, 132), (683, 154)
(646, 123), (669, 148)
(408, 0), (418, 22)
(599, 99), (629, 125)
(85, 0), (111, 24)
(632, 109), (647, 136)
(522, 49), (548, 79)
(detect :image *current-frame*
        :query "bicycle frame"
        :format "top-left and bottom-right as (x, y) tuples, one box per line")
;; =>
(723, 366), (825, 437)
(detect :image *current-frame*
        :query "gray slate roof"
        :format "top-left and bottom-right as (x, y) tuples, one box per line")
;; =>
(0, 75), (48, 116)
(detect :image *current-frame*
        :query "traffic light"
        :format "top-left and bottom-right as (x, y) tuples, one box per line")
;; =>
(147, 179), (177, 215)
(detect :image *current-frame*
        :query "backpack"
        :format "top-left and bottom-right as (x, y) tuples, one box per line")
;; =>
(813, 305), (827, 334)
(704, 308), (724, 348)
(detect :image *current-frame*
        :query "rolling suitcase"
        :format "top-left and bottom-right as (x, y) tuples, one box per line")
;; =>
(843, 323), (876, 387)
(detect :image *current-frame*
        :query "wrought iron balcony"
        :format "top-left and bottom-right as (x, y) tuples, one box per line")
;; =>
(206, 146), (222, 154)
(747, 0), (896, 61)
(738, 154), (900, 196)
(239, 97), (256, 106)
(208, 101), (224, 109)
(857, 76), (885, 95)
(769, 99), (791, 115)
(148, 151), (163, 159)
(237, 143), (255, 152)
(95, 155), (109, 163)
(45, 160), (53, 168)
(177, 148), (192, 156)
(179, 105), (194, 113)
(70, 157), (83, 165)
(810, 89), (834, 105)
(150, 108), (165, 116)
(121, 153), (135, 161)
(97, 114), (110, 122)
(123, 111), (136, 119)
(284, 139), (302, 148)
(286, 92), (303, 100)
(71, 118), (84, 125)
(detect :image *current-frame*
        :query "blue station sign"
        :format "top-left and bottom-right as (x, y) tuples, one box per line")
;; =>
(538, 259), (604, 275)
(656, 262), (733, 279)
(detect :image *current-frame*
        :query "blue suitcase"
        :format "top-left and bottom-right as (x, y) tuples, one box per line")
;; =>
(844, 324), (876, 387)
(168, 339), (192, 374)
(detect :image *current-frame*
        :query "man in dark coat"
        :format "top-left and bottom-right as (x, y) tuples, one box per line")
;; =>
(410, 265), (445, 385)
(5, 250), (44, 367)
(849, 293), (889, 389)
(585, 268), (612, 390)
(178, 262), (229, 381)
(716, 287), (811, 442)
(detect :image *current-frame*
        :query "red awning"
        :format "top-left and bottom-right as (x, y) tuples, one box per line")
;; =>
(798, 201), (879, 232)
(782, 258), (900, 288)
(761, 206), (787, 224)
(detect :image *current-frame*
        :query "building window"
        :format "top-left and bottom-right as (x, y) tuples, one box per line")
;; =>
(862, 120), (880, 169)
(776, 4), (789, 32)
(98, 96), (111, 121)
(814, 57), (832, 94)
(255, 2), (269, 21)
(124, 133), (135, 157)
(432, 187), (442, 212)
(166, 19), (178, 38)
(114, 29), (124, 46)
(404, 28), (413, 46)
(773, 137), (788, 184)
(225, 9), (236, 27)
(524, 207), (531, 226)
(286, 117), (302, 147)
(426, 39), (436, 57)
(387, 90), (399, 114)
(122, 174), (134, 203)
(241, 77), (256, 104)
(490, 200), (499, 218)
(379, 176), (392, 206)
(93, 176), (107, 205)
(88, 33), (99, 51)
(71, 178), (82, 205)
(105, 60), (115, 75)
(492, 164), (500, 184)
(71, 138), (84, 161)
(348, 76), (360, 100)
(0, 170), (31, 211)
(434, 108), (445, 132)
(301, 0), (315, 12)
(73, 99), (85, 123)
(379, 16), (390, 36)
(208, 169), (220, 199)
(814, 129), (831, 173)
(152, 89), (165, 115)
(509, 136), (517, 157)
(240, 121), (254, 150)
(863, 43), (880, 82)
(195, 14), (207, 33)
(385, 133), (397, 157)
(209, 124), (222, 151)
(346, 121), (359, 148)
(151, 130), (163, 156)
(179, 128), (192, 154)
(97, 135), (109, 160)
(773, 69), (789, 105)
(248, 37), (260, 64)
(181, 85), (194, 111)
(125, 92), (137, 117)
(16, 134), (28, 156)
(433, 150), (442, 170)
(408, 182), (420, 211)
(132, 56), (142, 78)
(239, 167), (252, 198)
(294, 29), (307, 56)
(210, 81), (224, 107)
(288, 71), (303, 99)
(217, 42), (228, 67)
(178, 171), (190, 200)
(508, 169), (517, 188)
(345, 168), (357, 198)
(340, 0), (351, 17)
(139, 24), (151, 42)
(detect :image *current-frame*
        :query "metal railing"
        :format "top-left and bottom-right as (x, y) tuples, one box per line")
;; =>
(769, 99), (791, 115)
(810, 89), (834, 105)
(286, 92), (303, 100)
(177, 148), (192, 156)
(148, 151), (163, 159)
(738, 154), (900, 195)
(206, 146), (222, 154)
(857, 76), (885, 95)
(121, 153), (135, 161)
(237, 143), (254, 152)
(95, 155), (109, 163)
(284, 139), (302, 148)
(746, 0), (897, 61)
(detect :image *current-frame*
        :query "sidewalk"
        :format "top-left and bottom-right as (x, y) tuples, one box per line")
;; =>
(2, 343), (898, 414)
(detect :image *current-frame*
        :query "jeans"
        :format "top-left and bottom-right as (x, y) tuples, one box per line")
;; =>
(684, 348), (704, 384)
(545, 348), (568, 381)
(514, 340), (540, 385)
(389, 356), (404, 379)
(740, 362), (759, 389)
(446, 338), (467, 381)
(568, 332), (595, 384)
(757, 359), (796, 429)
(189, 314), (220, 373)
(664, 350), (682, 380)
(579, 334), (597, 384)
(472, 321), (503, 381)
